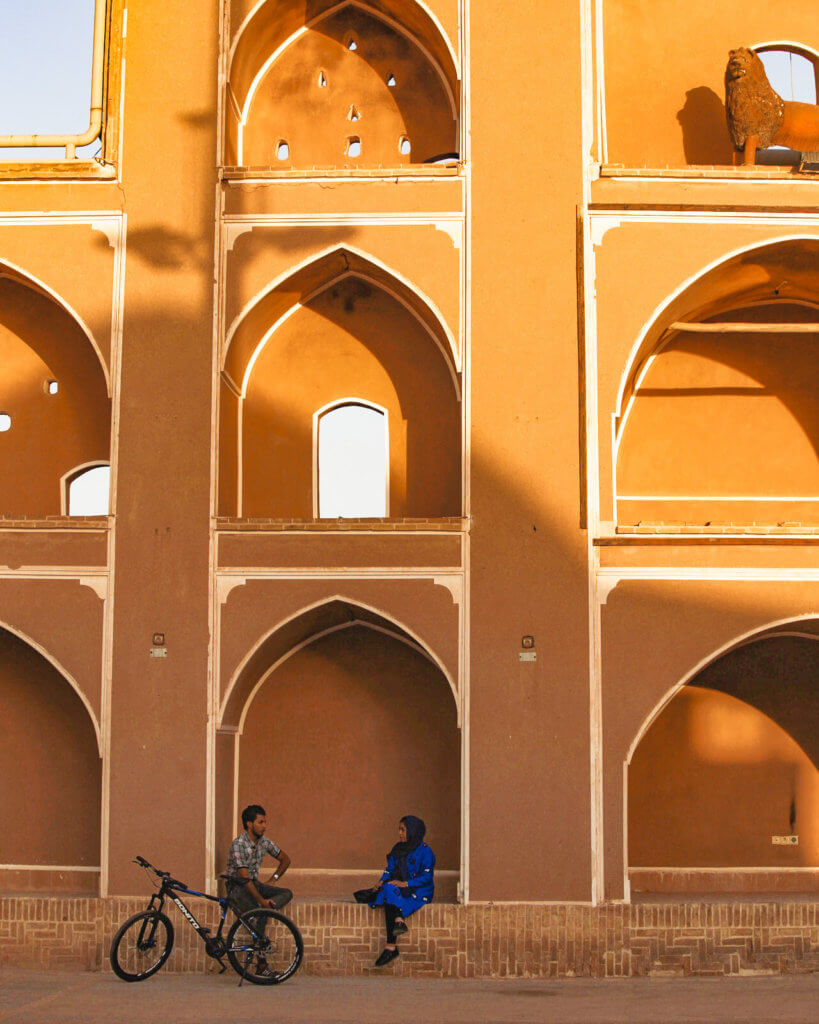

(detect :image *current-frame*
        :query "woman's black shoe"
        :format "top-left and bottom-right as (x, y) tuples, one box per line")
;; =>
(374, 947), (400, 967)
(392, 920), (408, 935)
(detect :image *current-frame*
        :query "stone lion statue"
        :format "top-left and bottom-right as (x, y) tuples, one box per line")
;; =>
(724, 47), (819, 164)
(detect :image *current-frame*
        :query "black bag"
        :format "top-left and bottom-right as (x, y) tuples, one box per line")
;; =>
(353, 887), (377, 904)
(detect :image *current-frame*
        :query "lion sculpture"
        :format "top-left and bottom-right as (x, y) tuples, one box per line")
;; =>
(725, 47), (819, 164)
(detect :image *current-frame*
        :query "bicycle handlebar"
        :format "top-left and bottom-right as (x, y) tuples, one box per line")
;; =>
(133, 855), (188, 890)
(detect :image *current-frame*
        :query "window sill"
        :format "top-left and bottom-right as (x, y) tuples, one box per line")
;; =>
(599, 525), (819, 542)
(221, 164), (461, 183)
(599, 164), (818, 181)
(0, 515), (110, 529)
(215, 516), (468, 532)
(0, 160), (116, 182)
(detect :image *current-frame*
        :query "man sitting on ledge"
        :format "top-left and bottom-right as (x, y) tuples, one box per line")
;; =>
(226, 803), (293, 913)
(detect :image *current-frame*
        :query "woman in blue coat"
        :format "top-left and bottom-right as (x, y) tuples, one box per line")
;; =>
(369, 815), (434, 966)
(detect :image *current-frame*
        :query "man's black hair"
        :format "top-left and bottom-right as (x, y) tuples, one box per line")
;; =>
(242, 804), (266, 829)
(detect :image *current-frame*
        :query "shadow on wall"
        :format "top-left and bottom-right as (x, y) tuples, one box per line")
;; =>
(677, 87), (735, 165)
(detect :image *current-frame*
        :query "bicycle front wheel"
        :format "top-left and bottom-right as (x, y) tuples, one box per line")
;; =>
(110, 910), (174, 981)
(226, 908), (303, 985)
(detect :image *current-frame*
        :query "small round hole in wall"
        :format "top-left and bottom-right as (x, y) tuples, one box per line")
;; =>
(347, 137), (361, 158)
(318, 71), (327, 87)
(276, 140), (290, 160)
(347, 37), (357, 51)
(46, 379), (59, 395)
(0, 413), (11, 432)
(387, 73), (396, 87)
(399, 136), (411, 156)
(348, 105), (360, 122)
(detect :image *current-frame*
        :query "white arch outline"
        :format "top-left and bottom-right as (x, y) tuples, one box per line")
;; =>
(60, 460), (111, 516)
(218, 593), (460, 729)
(0, 258), (111, 397)
(753, 40), (819, 65)
(0, 618), (102, 755)
(613, 234), (819, 421)
(312, 397), (390, 518)
(224, 243), (461, 382)
(626, 615), (819, 766)
(231, 0), (460, 163)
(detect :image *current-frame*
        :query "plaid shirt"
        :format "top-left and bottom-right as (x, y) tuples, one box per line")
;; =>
(226, 831), (282, 881)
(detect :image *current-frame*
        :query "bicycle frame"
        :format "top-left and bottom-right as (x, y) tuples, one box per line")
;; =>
(149, 876), (233, 953)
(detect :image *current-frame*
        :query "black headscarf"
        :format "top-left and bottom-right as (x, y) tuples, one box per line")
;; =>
(389, 815), (426, 882)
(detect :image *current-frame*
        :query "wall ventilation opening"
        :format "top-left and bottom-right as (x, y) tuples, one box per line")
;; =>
(318, 71), (328, 87)
(346, 137), (361, 158)
(0, 413), (10, 432)
(67, 464), (110, 516)
(276, 140), (290, 160)
(348, 105), (361, 122)
(347, 37), (358, 51)
(387, 73), (396, 87)
(46, 380), (59, 395)
(399, 136), (411, 155)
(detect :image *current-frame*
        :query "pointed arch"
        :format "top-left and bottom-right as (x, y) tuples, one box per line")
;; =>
(0, 619), (101, 755)
(219, 595), (459, 731)
(0, 259), (110, 396)
(222, 244), (461, 396)
(626, 615), (819, 765)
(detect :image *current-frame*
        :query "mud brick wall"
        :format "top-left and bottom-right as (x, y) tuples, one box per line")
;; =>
(1, 898), (818, 977)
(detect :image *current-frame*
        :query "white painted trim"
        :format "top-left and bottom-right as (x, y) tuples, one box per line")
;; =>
(618, 495), (819, 502)
(312, 398), (390, 520)
(752, 40), (819, 63)
(594, 0), (608, 165)
(219, 592), (460, 728)
(600, 568), (819, 586)
(215, 567), (463, 579)
(223, 242), (461, 377)
(224, 212), (464, 226)
(233, 0), (458, 164)
(0, 618), (102, 756)
(630, 865), (819, 873)
(0, 863), (100, 872)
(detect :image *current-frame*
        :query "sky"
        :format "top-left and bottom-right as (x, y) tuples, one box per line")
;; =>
(0, 0), (97, 159)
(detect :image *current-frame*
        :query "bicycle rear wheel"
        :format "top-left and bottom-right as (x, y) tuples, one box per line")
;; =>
(226, 908), (303, 985)
(110, 910), (174, 981)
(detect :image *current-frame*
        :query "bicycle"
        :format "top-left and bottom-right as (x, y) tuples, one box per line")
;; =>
(109, 855), (303, 985)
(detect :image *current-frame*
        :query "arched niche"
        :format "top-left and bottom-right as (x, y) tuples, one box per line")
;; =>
(0, 625), (102, 887)
(226, 0), (459, 167)
(0, 264), (111, 517)
(219, 248), (461, 518)
(628, 630), (819, 894)
(615, 239), (819, 527)
(215, 599), (460, 895)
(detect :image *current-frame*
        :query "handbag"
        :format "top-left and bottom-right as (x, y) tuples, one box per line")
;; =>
(353, 886), (377, 904)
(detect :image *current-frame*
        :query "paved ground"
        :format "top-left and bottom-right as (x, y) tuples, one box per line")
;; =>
(0, 971), (817, 1024)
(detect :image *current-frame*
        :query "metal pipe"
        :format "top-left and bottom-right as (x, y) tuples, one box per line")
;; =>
(0, 0), (107, 155)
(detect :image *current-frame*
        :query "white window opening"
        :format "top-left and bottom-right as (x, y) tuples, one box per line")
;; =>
(346, 137), (361, 158)
(387, 73), (396, 88)
(0, 0), (101, 161)
(317, 403), (388, 519)
(758, 48), (818, 104)
(399, 136), (411, 156)
(67, 464), (110, 516)
(276, 140), (290, 160)
(46, 379), (59, 395)
(0, 413), (11, 432)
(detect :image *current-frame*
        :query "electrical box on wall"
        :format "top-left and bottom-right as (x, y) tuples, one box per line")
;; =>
(771, 835), (798, 845)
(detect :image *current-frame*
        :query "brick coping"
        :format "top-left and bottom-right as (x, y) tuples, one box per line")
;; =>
(3, 896), (817, 978)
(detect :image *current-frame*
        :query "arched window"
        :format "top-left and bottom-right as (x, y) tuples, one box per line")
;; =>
(66, 463), (110, 516)
(757, 46), (818, 104)
(315, 402), (388, 518)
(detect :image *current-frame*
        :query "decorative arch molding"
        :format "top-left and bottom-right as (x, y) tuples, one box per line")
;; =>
(219, 595), (459, 731)
(614, 236), (819, 426)
(626, 615), (819, 766)
(222, 244), (461, 395)
(0, 619), (102, 756)
(228, 0), (460, 153)
(0, 259), (111, 397)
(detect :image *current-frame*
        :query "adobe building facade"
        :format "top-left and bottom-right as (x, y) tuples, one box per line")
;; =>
(1, 0), (818, 974)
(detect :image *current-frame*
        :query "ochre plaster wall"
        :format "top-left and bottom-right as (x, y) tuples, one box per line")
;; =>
(0, 629), (100, 867)
(603, 0), (819, 167)
(629, 686), (818, 867)
(239, 278), (460, 517)
(0, 279), (110, 516)
(242, 8), (456, 168)
(228, 627), (459, 875)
